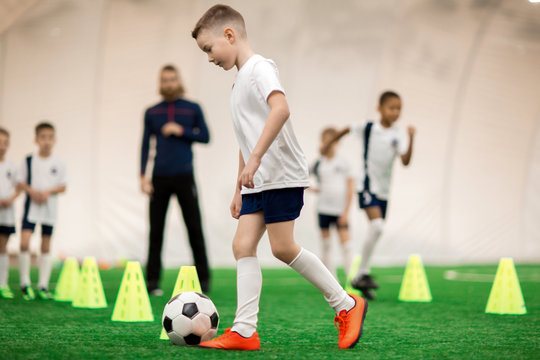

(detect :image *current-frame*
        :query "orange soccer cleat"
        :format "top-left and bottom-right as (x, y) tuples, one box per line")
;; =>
(198, 328), (260, 351)
(334, 294), (368, 349)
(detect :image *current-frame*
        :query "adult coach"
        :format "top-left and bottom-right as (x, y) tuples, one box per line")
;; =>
(140, 64), (210, 294)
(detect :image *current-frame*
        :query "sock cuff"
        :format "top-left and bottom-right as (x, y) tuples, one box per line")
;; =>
(287, 248), (304, 266)
(237, 256), (258, 266)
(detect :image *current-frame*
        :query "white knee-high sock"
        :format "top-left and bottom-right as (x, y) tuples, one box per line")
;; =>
(358, 218), (384, 277)
(341, 241), (353, 277)
(320, 237), (335, 278)
(289, 248), (354, 314)
(232, 257), (262, 337)
(19, 252), (31, 287)
(0, 253), (8, 287)
(38, 253), (52, 289)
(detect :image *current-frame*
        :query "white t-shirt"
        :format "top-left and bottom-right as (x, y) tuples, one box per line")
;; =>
(17, 154), (67, 226)
(311, 155), (354, 216)
(351, 121), (408, 200)
(230, 54), (309, 194)
(0, 160), (18, 226)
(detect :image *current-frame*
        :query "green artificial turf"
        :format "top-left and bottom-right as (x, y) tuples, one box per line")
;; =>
(0, 264), (539, 359)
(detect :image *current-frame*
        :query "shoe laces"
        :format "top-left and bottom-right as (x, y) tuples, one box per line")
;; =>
(219, 328), (235, 339)
(334, 310), (349, 338)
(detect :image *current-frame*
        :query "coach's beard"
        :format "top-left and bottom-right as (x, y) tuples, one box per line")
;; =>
(160, 86), (182, 102)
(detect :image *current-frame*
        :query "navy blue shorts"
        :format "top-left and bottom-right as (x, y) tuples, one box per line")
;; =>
(359, 190), (388, 219)
(240, 187), (304, 224)
(22, 220), (54, 236)
(0, 226), (15, 235)
(318, 214), (348, 230)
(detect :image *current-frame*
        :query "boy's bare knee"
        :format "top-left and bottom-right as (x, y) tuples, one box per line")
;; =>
(232, 241), (256, 260)
(271, 246), (297, 264)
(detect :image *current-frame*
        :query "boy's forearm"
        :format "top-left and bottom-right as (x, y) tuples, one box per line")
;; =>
(47, 185), (67, 195)
(343, 178), (355, 215)
(250, 98), (290, 161)
(10, 188), (21, 201)
(18, 183), (31, 193)
(236, 150), (245, 192)
(401, 136), (414, 166)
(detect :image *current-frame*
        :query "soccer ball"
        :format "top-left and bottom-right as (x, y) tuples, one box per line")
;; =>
(162, 291), (219, 345)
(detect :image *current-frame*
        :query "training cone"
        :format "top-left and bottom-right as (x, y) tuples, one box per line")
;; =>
(344, 255), (362, 296)
(160, 266), (202, 339)
(54, 257), (80, 302)
(72, 257), (107, 309)
(485, 258), (527, 315)
(398, 254), (432, 302)
(111, 261), (154, 322)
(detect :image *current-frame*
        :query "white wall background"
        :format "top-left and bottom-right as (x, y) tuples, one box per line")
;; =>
(0, 0), (539, 267)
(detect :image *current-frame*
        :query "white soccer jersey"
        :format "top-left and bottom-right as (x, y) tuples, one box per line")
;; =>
(351, 121), (408, 200)
(230, 54), (309, 194)
(311, 155), (354, 216)
(17, 153), (67, 226)
(0, 160), (18, 226)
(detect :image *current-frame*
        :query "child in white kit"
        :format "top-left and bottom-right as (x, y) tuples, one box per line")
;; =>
(192, 4), (367, 350)
(0, 127), (21, 299)
(311, 127), (355, 278)
(17, 122), (67, 300)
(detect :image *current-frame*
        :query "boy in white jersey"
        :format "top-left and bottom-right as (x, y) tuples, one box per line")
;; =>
(0, 128), (21, 299)
(17, 122), (67, 300)
(311, 127), (354, 278)
(192, 4), (367, 351)
(324, 91), (415, 299)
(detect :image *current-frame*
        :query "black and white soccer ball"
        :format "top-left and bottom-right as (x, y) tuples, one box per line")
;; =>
(162, 291), (219, 346)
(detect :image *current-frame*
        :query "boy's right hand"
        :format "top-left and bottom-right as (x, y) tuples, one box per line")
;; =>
(230, 190), (242, 219)
(140, 177), (154, 195)
(28, 188), (45, 204)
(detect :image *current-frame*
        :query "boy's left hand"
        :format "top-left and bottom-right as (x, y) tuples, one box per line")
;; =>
(338, 213), (348, 226)
(407, 126), (416, 137)
(240, 155), (261, 188)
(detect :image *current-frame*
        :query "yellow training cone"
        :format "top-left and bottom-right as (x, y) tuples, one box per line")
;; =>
(344, 255), (362, 296)
(72, 257), (107, 309)
(485, 258), (527, 315)
(54, 257), (80, 302)
(111, 261), (154, 322)
(398, 254), (432, 302)
(160, 266), (202, 339)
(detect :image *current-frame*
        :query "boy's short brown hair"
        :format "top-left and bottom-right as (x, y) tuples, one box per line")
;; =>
(35, 122), (55, 136)
(0, 127), (9, 137)
(192, 4), (246, 39)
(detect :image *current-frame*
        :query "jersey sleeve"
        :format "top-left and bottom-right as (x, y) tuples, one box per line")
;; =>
(10, 163), (18, 188)
(252, 59), (285, 103)
(140, 109), (152, 176)
(350, 122), (366, 138)
(397, 127), (409, 155)
(181, 103), (210, 144)
(17, 158), (28, 185)
(341, 157), (355, 179)
(57, 159), (68, 186)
